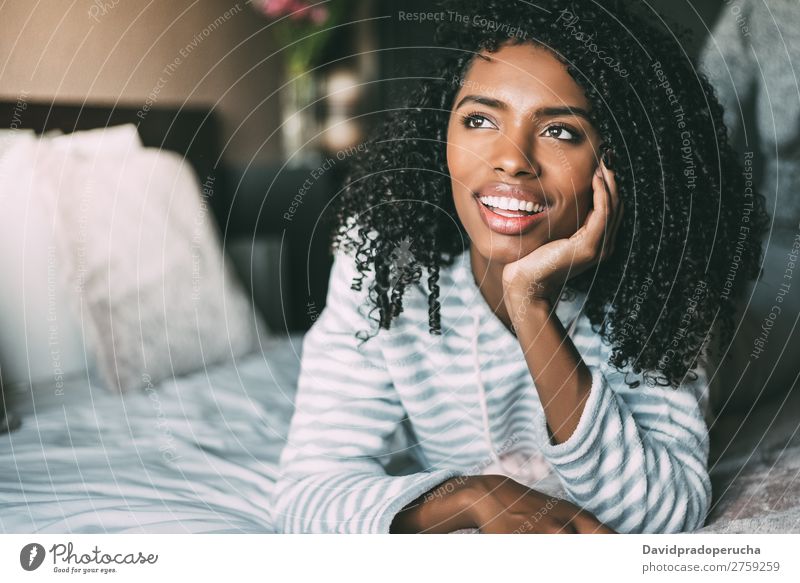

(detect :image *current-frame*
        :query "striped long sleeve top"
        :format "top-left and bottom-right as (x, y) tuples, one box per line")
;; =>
(270, 245), (714, 534)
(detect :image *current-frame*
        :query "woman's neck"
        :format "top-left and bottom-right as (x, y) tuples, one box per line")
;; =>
(468, 245), (515, 334)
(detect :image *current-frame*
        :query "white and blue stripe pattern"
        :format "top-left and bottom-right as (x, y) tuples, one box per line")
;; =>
(271, 246), (713, 533)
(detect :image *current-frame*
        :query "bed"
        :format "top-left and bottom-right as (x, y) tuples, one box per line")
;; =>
(2, 332), (799, 534)
(1, 102), (799, 534)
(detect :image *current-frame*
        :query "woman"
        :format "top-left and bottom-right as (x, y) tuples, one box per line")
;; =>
(271, 0), (768, 534)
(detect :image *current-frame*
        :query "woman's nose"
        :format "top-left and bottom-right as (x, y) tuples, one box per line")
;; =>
(490, 128), (540, 177)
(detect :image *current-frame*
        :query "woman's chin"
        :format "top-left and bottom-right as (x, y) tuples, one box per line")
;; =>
(471, 237), (543, 266)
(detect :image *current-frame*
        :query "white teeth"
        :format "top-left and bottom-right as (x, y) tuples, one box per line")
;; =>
(478, 196), (545, 214)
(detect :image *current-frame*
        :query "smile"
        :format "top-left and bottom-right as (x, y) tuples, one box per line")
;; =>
(474, 194), (548, 235)
(478, 195), (546, 215)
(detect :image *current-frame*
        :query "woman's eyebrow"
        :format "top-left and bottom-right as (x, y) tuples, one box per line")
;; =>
(455, 94), (591, 121)
(455, 94), (507, 110)
(534, 105), (592, 121)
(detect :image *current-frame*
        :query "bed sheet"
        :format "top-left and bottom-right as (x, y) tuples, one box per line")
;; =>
(2, 331), (799, 533)
(0, 334), (304, 533)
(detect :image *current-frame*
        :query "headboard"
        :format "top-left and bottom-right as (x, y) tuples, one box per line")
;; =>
(0, 100), (225, 200)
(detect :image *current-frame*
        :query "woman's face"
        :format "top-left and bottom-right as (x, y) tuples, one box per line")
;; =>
(447, 42), (603, 265)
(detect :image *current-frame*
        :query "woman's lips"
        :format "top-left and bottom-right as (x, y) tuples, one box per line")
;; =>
(474, 194), (548, 235)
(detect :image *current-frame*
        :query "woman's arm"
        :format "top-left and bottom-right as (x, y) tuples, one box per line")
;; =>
(505, 290), (593, 446)
(544, 331), (712, 533)
(501, 156), (624, 446)
(271, 247), (465, 533)
(501, 160), (711, 533)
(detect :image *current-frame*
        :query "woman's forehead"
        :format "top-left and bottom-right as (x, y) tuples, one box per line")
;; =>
(458, 43), (590, 113)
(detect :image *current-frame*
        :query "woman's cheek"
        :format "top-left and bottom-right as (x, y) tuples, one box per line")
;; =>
(565, 156), (597, 204)
(447, 141), (481, 190)
(550, 183), (593, 237)
(570, 178), (595, 233)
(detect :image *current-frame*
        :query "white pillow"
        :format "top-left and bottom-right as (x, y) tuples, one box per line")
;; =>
(46, 138), (263, 392)
(0, 126), (264, 394)
(0, 128), (36, 157)
(0, 132), (96, 394)
(46, 123), (142, 152)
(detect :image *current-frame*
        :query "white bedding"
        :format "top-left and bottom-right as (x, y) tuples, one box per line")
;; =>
(3, 330), (799, 533)
(0, 334), (304, 534)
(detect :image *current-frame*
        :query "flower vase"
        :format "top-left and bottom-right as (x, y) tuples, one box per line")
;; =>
(280, 63), (322, 168)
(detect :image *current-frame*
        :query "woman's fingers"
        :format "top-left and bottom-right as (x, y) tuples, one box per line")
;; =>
(599, 160), (615, 244)
(598, 159), (621, 259)
(567, 157), (623, 268)
(582, 165), (611, 260)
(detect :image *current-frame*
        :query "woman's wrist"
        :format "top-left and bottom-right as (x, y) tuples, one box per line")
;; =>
(458, 474), (507, 528)
(504, 285), (555, 334)
(503, 275), (555, 306)
(390, 475), (483, 533)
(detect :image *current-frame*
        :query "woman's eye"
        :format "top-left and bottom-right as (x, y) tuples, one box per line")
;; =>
(462, 113), (495, 129)
(544, 125), (579, 141)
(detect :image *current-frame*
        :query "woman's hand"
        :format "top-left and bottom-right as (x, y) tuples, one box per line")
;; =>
(466, 474), (618, 534)
(502, 155), (624, 306)
(390, 474), (616, 534)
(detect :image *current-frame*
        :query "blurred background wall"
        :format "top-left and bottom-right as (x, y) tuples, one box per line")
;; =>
(0, 0), (720, 165)
(0, 0), (742, 335)
(1, 0), (288, 165)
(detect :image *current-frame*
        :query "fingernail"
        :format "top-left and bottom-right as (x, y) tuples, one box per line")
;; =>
(601, 147), (614, 171)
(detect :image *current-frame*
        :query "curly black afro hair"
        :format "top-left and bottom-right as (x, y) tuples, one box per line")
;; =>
(331, 0), (769, 389)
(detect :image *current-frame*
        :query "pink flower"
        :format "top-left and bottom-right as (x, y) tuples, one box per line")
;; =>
(261, 0), (293, 18)
(259, 0), (330, 25)
(309, 6), (329, 25)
